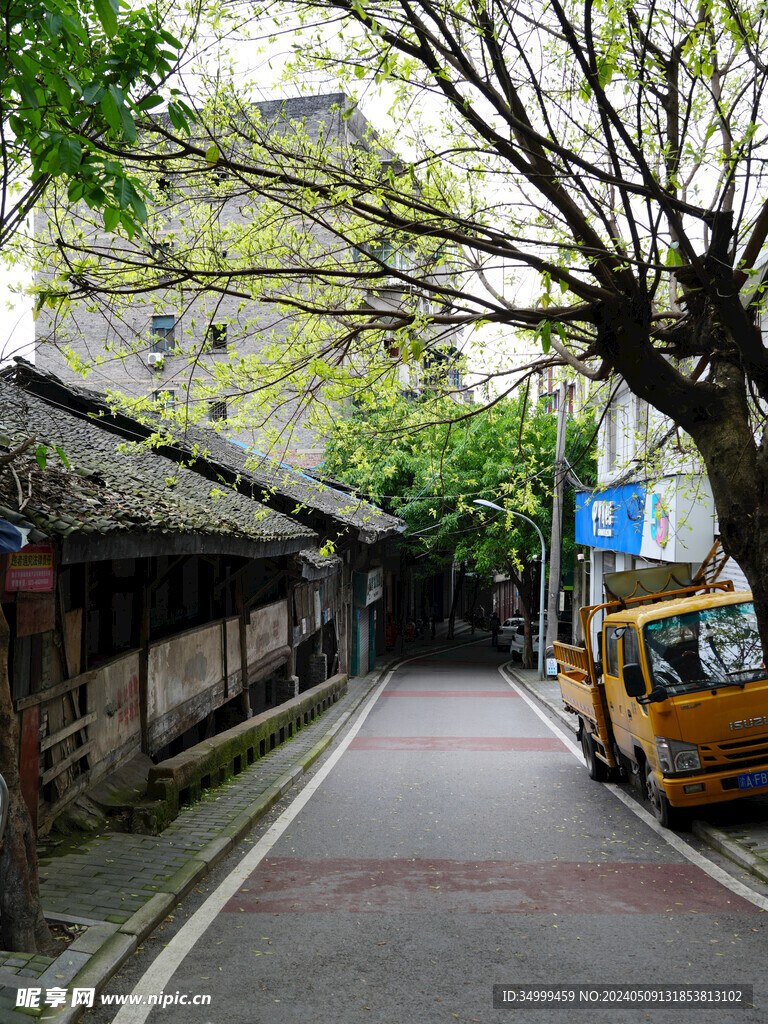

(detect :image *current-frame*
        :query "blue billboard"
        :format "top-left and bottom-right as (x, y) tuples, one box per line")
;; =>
(575, 484), (647, 554)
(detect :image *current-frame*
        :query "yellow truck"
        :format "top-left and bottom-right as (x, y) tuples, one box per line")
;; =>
(554, 565), (768, 828)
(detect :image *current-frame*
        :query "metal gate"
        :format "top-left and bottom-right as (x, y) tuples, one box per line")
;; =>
(352, 606), (370, 676)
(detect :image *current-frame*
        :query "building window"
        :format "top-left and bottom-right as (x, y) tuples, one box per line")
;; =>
(605, 402), (617, 468)
(207, 323), (227, 350)
(208, 399), (227, 421)
(150, 240), (171, 261)
(153, 389), (176, 411)
(151, 315), (175, 353)
(446, 366), (461, 390)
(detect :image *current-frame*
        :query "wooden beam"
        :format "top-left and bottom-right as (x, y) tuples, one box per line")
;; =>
(236, 576), (251, 719)
(139, 565), (150, 755)
(41, 741), (93, 786)
(15, 670), (96, 711)
(40, 712), (97, 753)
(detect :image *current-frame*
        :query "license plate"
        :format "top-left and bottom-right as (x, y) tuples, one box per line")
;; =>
(737, 770), (768, 791)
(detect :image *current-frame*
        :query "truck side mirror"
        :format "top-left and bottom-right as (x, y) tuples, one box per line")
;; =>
(623, 662), (646, 698)
(0, 774), (8, 844)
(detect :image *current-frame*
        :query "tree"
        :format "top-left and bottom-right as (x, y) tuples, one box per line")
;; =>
(323, 390), (595, 665)
(1, 0), (192, 254)
(33, 0), (768, 660)
(1, 0), (187, 953)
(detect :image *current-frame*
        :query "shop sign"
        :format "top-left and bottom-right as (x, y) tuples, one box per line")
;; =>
(5, 544), (55, 592)
(353, 567), (384, 607)
(576, 486), (646, 554)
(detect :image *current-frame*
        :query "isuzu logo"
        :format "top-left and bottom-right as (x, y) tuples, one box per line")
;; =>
(730, 716), (768, 731)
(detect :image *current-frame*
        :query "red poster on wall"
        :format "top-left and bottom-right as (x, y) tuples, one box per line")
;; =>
(5, 544), (55, 592)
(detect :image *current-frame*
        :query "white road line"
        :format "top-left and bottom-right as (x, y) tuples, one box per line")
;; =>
(499, 662), (768, 913)
(111, 645), (467, 1023)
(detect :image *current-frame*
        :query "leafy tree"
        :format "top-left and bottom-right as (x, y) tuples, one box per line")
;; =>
(323, 391), (596, 665)
(33, 0), (768, 662)
(1, 0), (187, 953)
(2, 0), (191, 252)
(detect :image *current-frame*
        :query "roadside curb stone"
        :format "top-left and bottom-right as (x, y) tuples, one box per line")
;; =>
(692, 821), (768, 884)
(119, 894), (177, 944)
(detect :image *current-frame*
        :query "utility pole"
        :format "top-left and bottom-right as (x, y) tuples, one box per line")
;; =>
(546, 381), (568, 660)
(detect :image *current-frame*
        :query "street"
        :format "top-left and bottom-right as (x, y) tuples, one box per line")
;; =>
(89, 644), (768, 1023)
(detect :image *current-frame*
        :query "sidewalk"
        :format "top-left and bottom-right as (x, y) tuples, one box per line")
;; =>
(507, 663), (768, 889)
(0, 622), (476, 1023)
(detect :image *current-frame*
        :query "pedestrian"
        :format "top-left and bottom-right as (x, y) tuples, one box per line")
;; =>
(490, 610), (500, 647)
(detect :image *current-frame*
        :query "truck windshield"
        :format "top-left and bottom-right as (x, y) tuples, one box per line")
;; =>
(643, 601), (765, 695)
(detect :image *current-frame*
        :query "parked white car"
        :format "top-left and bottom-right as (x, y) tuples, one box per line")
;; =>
(497, 617), (524, 653)
(499, 616), (547, 658)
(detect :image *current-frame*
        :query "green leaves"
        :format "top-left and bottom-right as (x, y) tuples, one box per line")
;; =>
(536, 319), (567, 355)
(93, 0), (119, 37)
(2, 0), (187, 250)
(102, 206), (121, 232)
(58, 138), (83, 174)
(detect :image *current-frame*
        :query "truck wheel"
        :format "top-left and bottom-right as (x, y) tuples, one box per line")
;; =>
(644, 761), (687, 829)
(581, 726), (607, 782)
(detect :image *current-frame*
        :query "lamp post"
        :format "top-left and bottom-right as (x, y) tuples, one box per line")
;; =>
(473, 499), (547, 679)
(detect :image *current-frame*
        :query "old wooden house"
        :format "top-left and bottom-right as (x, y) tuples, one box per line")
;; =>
(0, 363), (401, 833)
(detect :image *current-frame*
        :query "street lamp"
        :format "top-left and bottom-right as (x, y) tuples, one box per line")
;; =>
(473, 499), (547, 679)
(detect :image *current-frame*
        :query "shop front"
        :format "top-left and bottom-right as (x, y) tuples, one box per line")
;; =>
(351, 566), (384, 676)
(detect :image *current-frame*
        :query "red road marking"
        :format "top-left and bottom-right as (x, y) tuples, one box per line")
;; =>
(381, 690), (519, 698)
(348, 736), (567, 751)
(223, 858), (758, 915)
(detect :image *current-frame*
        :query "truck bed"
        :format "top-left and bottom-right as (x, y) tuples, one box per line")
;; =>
(553, 641), (615, 767)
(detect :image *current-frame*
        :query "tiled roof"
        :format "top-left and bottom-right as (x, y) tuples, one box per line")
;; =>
(0, 379), (315, 559)
(181, 433), (405, 545)
(6, 361), (404, 545)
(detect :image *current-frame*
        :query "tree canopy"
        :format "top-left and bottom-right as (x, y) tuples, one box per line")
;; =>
(1, 0), (193, 256)
(322, 390), (596, 660)
(29, 1), (768, 649)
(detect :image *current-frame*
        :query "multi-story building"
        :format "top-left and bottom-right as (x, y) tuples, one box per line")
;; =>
(34, 92), (466, 467)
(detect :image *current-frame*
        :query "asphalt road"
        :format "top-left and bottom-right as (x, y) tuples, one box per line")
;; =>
(86, 645), (768, 1024)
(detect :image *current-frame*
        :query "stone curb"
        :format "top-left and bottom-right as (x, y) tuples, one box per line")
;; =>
(692, 820), (768, 884)
(119, 894), (177, 944)
(505, 661), (768, 888)
(38, 934), (138, 1023)
(26, 630), (480, 1022)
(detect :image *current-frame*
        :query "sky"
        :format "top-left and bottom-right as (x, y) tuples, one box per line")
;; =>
(0, 268), (33, 365)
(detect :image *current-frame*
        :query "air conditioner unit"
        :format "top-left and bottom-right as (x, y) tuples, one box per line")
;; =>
(147, 352), (164, 369)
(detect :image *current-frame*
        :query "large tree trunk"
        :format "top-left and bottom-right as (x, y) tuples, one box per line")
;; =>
(606, 313), (768, 662)
(0, 603), (51, 952)
(690, 381), (768, 659)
